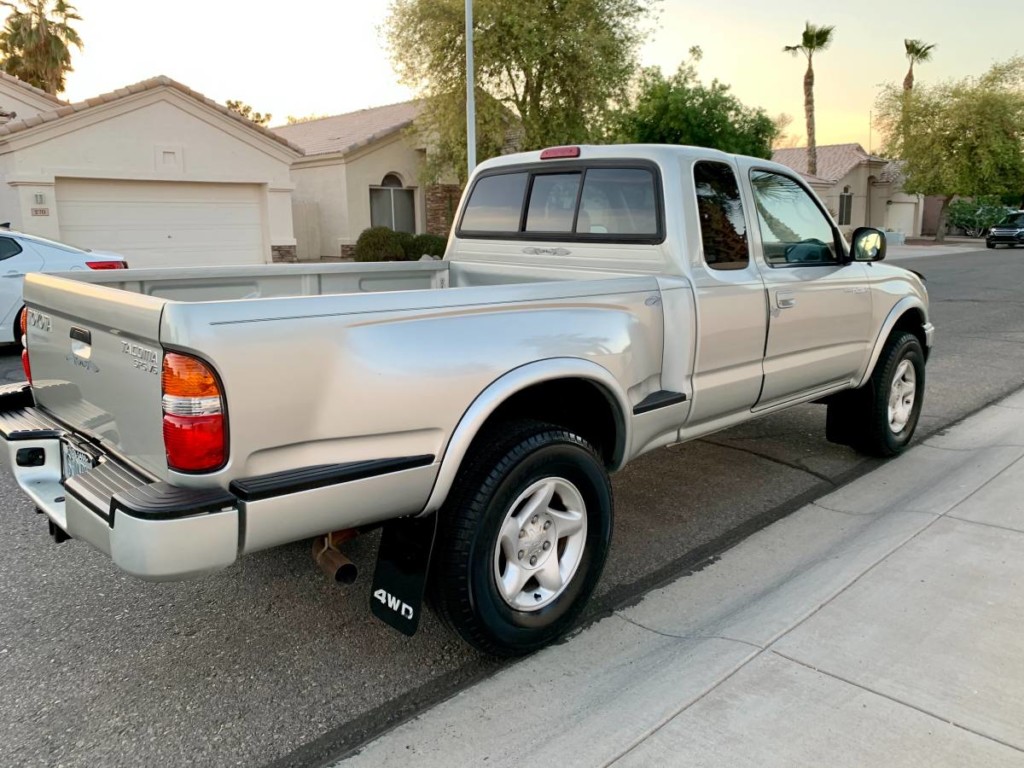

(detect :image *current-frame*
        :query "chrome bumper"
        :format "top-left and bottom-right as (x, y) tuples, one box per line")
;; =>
(0, 383), (239, 581)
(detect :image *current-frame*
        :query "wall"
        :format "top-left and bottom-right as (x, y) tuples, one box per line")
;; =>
(289, 159), (349, 259)
(343, 134), (426, 248)
(0, 80), (56, 124)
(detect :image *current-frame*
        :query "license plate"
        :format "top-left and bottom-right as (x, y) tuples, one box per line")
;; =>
(61, 440), (96, 482)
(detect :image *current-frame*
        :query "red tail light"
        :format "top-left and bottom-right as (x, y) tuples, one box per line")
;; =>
(86, 260), (127, 270)
(20, 310), (31, 384)
(161, 352), (227, 472)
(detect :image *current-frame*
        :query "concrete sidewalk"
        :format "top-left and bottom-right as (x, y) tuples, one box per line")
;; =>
(340, 389), (1024, 767)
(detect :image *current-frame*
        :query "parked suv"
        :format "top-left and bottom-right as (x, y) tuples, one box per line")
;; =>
(986, 211), (1024, 249)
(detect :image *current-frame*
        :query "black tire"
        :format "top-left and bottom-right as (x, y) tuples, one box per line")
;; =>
(429, 420), (613, 656)
(830, 331), (925, 458)
(986, 243), (996, 249)
(12, 306), (24, 349)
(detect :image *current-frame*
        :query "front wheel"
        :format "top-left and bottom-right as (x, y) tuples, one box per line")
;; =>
(430, 420), (613, 656)
(828, 331), (925, 457)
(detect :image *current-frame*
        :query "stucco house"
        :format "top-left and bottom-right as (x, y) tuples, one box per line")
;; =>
(274, 101), (462, 260)
(0, 74), (301, 267)
(772, 143), (923, 238)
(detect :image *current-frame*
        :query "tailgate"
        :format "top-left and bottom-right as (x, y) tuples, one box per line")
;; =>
(23, 272), (169, 479)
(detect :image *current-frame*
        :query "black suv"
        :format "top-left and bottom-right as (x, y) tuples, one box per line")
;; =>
(986, 212), (1024, 249)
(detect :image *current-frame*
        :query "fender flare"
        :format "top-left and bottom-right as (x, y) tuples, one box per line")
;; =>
(419, 358), (631, 515)
(855, 297), (929, 388)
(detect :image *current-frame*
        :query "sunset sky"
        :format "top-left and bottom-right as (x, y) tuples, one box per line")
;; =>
(54, 0), (1020, 151)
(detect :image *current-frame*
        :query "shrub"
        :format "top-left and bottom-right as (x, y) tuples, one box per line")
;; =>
(947, 196), (1014, 237)
(394, 230), (415, 260)
(411, 233), (447, 259)
(354, 227), (406, 262)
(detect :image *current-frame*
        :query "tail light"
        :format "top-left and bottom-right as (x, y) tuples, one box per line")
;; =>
(86, 260), (127, 270)
(20, 309), (31, 385)
(161, 352), (227, 472)
(540, 146), (581, 160)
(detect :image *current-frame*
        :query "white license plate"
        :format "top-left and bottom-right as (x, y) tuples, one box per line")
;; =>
(61, 441), (96, 481)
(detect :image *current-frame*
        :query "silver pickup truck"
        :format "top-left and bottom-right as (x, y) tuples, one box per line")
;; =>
(0, 145), (932, 655)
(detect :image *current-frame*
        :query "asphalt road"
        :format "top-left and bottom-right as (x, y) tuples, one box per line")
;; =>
(1, 248), (1022, 767)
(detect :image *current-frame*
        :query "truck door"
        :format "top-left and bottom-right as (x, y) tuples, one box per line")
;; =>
(746, 169), (872, 406)
(685, 160), (769, 426)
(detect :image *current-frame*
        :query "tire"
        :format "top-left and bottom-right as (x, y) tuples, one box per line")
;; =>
(831, 331), (925, 458)
(986, 243), (996, 249)
(12, 306), (24, 349)
(429, 420), (613, 656)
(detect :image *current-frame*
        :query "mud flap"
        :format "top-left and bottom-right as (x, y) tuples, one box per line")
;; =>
(369, 514), (438, 636)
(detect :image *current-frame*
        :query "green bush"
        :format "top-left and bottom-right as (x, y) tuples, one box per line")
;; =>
(394, 230), (415, 260)
(947, 196), (1014, 237)
(354, 227), (406, 262)
(411, 233), (447, 259)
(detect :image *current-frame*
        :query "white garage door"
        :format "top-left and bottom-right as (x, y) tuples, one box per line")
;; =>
(56, 179), (266, 268)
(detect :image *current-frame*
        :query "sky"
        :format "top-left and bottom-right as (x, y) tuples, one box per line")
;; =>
(52, 0), (1022, 151)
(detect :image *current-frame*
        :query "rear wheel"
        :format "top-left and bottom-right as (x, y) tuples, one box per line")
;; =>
(430, 420), (613, 656)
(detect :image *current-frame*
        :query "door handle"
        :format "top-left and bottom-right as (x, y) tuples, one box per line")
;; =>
(776, 292), (797, 309)
(3, 271), (23, 278)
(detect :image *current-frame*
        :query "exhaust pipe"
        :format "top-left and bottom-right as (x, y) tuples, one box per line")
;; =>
(312, 537), (358, 584)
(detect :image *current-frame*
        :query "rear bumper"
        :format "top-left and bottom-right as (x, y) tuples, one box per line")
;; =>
(0, 383), (239, 581)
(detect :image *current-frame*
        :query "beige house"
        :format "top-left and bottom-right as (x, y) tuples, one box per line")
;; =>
(0, 75), (301, 267)
(275, 102), (461, 260)
(772, 144), (923, 239)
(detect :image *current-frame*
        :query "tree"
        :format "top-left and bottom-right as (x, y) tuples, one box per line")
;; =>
(903, 39), (936, 92)
(783, 21), (835, 176)
(286, 113), (330, 125)
(614, 58), (779, 159)
(0, 0), (82, 95)
(386, 0), (654, 182)
(225, 99), (271, 127)
(875, 57), (1024, 241)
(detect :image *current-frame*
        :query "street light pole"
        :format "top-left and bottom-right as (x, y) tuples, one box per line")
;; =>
(465, 0), (476, 177)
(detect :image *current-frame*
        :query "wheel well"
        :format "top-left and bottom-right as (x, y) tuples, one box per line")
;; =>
(892, 309), (928, 360)
(470, 378), (624, 469)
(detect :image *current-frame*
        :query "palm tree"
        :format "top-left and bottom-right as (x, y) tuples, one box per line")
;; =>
(903, 39), (936, 91)
(784, 21), (835, 177)
(0, 0), (83, 95)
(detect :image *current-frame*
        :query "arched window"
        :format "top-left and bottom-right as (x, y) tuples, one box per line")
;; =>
(838, 185), (854, 226)
(370, 173), (415, 232)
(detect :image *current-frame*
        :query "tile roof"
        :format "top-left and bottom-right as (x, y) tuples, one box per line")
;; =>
(272, 100), (422, 157)
(772, 143), (888, 182)
(0, 71), (65, 106)
(0, 75), (303, 153)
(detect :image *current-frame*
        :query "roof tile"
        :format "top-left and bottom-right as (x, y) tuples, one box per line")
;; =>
(272, 101), (422, 157)
(0, 75), (303, 154)
(772, 143), (888, 182)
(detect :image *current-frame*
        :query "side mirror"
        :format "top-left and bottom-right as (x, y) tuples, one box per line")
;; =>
(851, 227), (886, 262)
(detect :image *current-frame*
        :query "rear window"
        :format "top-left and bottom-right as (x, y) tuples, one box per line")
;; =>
(459, 172), (528, 233)
(458, 164), (661, 242)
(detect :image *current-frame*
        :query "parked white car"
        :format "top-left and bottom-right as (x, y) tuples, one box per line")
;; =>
(0, 230), (126, 344)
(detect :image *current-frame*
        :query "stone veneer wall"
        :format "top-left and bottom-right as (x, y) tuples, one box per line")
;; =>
(425, 184), (463, 237)
(271, 244), (297, 263)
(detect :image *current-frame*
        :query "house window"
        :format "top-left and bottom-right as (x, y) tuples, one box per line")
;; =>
(838, 186), (854, 226)
(370, 173), (416, 233)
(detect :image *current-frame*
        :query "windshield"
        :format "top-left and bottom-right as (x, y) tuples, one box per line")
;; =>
(996, 213), (1024, 227)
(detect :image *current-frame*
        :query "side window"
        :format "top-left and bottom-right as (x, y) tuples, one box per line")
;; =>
(693, 161), (749, 270)
(525, 173), (581, 233)
(750, 170), (838, 266)
(0, 237), (23, 261)
(460, 172), (529, 233)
